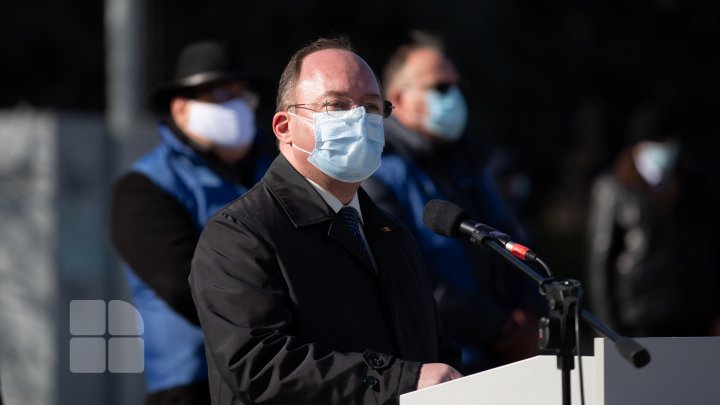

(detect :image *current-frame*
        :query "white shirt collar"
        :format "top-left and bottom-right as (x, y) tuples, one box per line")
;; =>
(305, 178), (364, 224)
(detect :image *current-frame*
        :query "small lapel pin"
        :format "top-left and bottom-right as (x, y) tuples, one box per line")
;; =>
(381, 226), (392, 233)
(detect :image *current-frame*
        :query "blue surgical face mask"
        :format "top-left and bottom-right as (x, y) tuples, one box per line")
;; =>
(633, 140), (679, 186)
(423, 85), (468, 141)
(290, 107), (385, 183)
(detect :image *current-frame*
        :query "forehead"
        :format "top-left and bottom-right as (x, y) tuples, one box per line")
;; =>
(402, 48), (458, 84)
(295, 49), (381, 101)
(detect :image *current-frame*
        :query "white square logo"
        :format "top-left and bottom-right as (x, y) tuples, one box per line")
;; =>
(69, 300), (144, 373)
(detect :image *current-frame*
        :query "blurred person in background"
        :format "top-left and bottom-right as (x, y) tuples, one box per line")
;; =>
(363, 32), (545, 374)
(586, 102), (720, 338)
(110, 40), (274, 405)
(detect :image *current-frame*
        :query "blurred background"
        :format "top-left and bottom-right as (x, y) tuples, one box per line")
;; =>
(1, 0), (719, 404)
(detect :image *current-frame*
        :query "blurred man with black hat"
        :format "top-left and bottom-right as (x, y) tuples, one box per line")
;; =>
(110, 40), (274, 405)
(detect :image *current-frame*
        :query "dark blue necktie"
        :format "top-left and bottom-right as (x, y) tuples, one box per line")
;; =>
(338, 206), (371, 260)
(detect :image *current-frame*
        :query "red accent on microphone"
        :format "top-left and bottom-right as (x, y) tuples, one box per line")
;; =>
(506, 241), (532, 260)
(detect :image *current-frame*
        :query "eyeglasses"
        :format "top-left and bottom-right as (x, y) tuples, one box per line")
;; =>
(431, 82), (455, 93)
(188, 82), (259, 109)
(288, 97), (394, 119)
(209, 88), (259, 108)
(409, 82), (464, 95)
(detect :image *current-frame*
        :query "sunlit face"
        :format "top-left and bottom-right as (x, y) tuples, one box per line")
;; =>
(170, 80), (257, 163)
(289, 49), (383, 155)
(392, 48), (460, 131)
(172, 80), (256, 132)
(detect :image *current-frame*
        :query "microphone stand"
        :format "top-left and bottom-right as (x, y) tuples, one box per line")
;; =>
(467, 226), (650, 405)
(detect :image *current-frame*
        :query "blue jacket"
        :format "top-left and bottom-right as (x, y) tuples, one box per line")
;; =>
(364, 118), (544, 372)
(123, 123), (270, 393)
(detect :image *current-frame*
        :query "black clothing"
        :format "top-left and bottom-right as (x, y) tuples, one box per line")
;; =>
(587, 172), (720, 337)
(190, 154), (460, 404)
(110, 121), (273, 402)
(110, 120), (270, 325)
(112, 172), (202, 324)
(146, 380), (211, 405)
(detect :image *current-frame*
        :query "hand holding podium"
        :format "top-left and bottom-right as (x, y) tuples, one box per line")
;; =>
(421, 199), (655, 405)
(417, 363), (463, 390)
(403, 337), (720, 405)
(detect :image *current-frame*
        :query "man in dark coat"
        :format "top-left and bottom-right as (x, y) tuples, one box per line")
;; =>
(189, 37), (461, 404)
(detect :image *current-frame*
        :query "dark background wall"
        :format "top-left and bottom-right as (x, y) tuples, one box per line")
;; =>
(3, 0), (719, 277)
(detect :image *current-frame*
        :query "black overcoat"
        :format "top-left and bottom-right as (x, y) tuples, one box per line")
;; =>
(190, 154), (460, 404)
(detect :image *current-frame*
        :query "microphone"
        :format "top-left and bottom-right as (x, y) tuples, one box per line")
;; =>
(422, 199), (537, 261)
(424, 200), (650, 373)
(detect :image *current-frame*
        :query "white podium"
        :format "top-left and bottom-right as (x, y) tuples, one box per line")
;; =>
(401, 337), (720, 405)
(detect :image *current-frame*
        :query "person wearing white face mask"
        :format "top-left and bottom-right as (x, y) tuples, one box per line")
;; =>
(364, 32), (545, 375)
(109, 40), (274, 405)
(587, 102), (720, 339)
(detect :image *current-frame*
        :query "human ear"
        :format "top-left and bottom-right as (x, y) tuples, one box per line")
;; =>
(386, 87), (403, 108)
(170, 97), (191, 127)
(273, 112), (292, 145)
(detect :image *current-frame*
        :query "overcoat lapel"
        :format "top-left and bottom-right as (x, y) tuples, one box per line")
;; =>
(327, 216), (375, 274)
(358, 188), (400, 285)
(263, 155), (380, 276)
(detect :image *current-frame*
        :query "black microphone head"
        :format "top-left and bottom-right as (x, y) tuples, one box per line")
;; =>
(423, 199), (470, 238)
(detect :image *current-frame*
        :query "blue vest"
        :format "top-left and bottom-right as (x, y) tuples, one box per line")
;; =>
(124, 124), (269, 393)
(372, 155), (485, 288)
(371, 153), (522, 370)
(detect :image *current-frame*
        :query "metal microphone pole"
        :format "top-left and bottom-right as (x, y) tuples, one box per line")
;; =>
(466, 225), (650, 405)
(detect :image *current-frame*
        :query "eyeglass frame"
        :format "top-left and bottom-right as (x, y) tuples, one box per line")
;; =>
(404, 80), (468, 95)
(287, 97), (394, 119)
(181, 81), (260, 109)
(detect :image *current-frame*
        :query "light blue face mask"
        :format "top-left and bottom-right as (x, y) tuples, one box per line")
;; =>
(423, 85), (468, 141)
(634, 140), (679, 186)
(291, 107), (385, 183)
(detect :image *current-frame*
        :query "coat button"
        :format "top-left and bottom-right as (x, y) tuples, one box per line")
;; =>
(363, 376), (379, 387)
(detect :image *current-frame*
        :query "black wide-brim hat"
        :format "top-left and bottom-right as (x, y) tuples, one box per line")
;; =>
(151, 40), (270, 111)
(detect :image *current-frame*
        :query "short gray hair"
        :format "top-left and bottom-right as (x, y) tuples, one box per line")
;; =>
(382, 31), (445, 94)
